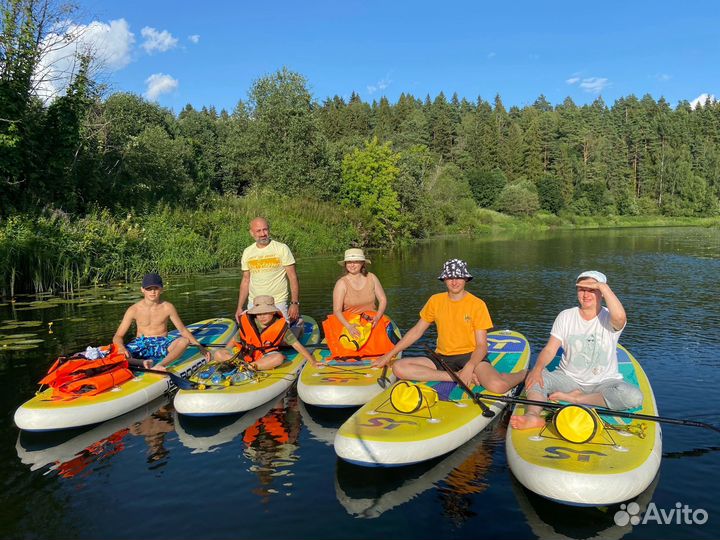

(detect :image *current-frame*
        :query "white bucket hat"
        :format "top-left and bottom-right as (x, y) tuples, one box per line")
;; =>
(338, 248), (371, 266)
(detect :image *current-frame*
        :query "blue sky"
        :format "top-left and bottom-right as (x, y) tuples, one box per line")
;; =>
(65, 0), (718, 113)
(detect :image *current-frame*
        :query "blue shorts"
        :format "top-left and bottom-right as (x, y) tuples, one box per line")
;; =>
(126, 336), (174, 361)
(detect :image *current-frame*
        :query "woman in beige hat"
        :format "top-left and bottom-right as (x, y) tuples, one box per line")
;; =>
(331, 248), (387, 339)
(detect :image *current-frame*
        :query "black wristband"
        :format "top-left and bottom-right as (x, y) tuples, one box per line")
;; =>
(290, 301), (300, 305)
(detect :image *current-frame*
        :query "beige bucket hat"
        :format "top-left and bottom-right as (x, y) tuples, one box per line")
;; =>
(247, 295), (281, 315)
(338, 248), (371, 266)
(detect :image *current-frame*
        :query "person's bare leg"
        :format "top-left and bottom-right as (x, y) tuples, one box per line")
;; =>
(392, 357), (451, 382)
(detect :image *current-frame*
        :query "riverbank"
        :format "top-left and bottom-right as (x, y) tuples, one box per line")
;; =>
(1, 192), (718, 297)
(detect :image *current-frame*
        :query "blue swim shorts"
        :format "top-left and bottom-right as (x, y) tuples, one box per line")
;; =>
(126, 335), (174, 361)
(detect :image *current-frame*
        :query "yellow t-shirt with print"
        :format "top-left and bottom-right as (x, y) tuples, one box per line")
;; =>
(241, 240), (295, 305)
(419, 292), (493, 356)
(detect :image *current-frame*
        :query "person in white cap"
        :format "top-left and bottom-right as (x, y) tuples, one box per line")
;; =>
(510, 270), (643, 430)
(374, 259), (526, 393)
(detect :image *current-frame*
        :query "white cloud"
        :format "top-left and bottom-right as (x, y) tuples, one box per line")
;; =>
(144, 73), (178, 100)
(690, 93), (716, 109)
(141, 27), (178, 53)
(188, 34), (200, 44)
(566, 75), (610, 94)
(656, 73), (671, 82)
(34, 18), (135, 101)
(367, 76), (391, 95)
(579, 77), (609, 93)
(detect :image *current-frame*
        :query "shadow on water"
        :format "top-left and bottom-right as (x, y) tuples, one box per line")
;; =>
(511, 472), (660, 540)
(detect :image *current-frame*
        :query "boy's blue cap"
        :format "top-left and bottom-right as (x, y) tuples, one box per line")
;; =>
(142, 273), (163, 288)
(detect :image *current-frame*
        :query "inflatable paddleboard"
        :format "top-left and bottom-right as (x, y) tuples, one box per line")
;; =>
(334, 329), (530, 467)
(506, 344), (661, 506)
(297, 317), (402, 407)
(14, 318), (236, 432)
(174, 316), (320, 416)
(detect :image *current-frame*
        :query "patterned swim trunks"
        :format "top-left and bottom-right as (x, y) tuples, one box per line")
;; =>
(126, 336), (174, 361)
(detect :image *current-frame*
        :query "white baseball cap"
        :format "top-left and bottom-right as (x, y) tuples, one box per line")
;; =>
(576, 270), (607, 284)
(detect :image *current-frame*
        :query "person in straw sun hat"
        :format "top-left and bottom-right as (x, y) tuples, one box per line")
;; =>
(332, 248), (387, 334)
(318, 248), (397, 360)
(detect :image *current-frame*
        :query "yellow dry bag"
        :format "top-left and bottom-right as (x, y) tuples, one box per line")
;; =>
(337, 313), (373, 352)
(389, 381), (438, 414)
(552, 404), (605, 444)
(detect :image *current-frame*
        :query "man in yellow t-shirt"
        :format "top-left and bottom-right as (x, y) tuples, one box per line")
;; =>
(374, 259), (526, 391)
(235, 217), (301, 323)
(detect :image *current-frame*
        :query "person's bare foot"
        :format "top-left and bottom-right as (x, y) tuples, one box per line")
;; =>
(510, 413), (546, 430)
(548, 389), (584, 403)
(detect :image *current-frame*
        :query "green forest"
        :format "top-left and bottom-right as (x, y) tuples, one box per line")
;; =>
(1, 0), (719, 295)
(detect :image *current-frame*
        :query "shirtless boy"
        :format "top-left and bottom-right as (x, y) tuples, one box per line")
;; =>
(113, 273), (210, 370)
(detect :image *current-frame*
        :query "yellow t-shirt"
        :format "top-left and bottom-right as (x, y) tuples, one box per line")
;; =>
(419, 292), (493, 355)
(241, 240), (296, 305)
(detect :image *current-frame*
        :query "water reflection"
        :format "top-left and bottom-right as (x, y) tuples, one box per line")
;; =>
(16, 396), (171, 476)
(511, 473), (659, 540)
(174, 399), (280, 454)
(242, 392), (302, 502)
(128, 402), (174, 467)
(297, 400), (348, 446)
(335, 428), (496, 521)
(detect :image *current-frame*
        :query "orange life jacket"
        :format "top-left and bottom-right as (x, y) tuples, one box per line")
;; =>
(233, 313), (288, 363)
(322, 311), (397, 359)
(39, 345), (134, 399)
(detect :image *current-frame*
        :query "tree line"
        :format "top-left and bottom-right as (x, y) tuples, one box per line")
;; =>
(2, 0), (720, 247)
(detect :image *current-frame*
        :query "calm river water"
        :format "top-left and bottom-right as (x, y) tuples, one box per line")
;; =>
(1, 227), (719, 540)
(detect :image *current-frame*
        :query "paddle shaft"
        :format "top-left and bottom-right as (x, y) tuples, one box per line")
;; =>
(481, 393), (720, 434)
(423, 346), (495, 418)
(130, 365), (197, 390)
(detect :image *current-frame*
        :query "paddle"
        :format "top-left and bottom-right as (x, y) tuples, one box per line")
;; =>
(130, 365), (198, 390)
(423, 346), (495, 418)
(476, 393), (720, 434)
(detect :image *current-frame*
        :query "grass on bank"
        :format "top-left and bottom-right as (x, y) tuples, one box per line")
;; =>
(1, 191), (718, 297)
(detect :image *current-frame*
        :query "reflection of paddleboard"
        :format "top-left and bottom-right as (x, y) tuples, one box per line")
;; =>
(507, 344), (661, 506)
(335, 429), (496, 519)
(335, 330), (530, 466)
(297, 400), (346, 446)
(14, 318), (236, 431)
(297, 318), (402, 407)
(16, 396), (170, 473)
(174, 397), (281, 454)
(174, 316), (320, 416)
(511, 471), (659, 540)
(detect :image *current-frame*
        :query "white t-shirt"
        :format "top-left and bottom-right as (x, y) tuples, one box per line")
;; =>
(550, 306), (625, 386)
(241, 240), (295, 305)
